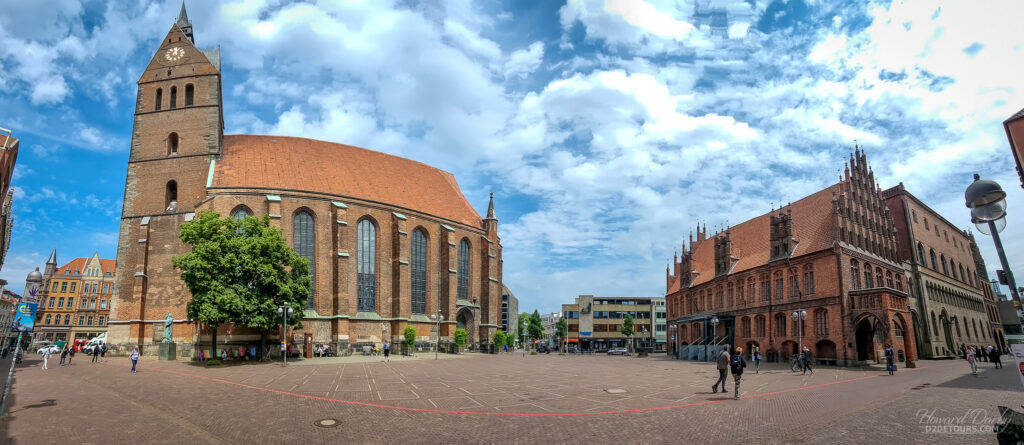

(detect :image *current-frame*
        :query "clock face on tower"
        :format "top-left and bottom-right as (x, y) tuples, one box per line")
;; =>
(164, 47), (185, 62)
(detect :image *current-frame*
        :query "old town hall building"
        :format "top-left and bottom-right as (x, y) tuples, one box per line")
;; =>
(108, 5), (503, 356)
(666, 149), (917, 366)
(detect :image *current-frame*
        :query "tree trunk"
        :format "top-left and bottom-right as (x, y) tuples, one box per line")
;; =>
(259, 328), (267, 361)
(211, 325), (218, 360)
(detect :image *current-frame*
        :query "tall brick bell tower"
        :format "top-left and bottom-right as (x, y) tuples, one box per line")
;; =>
(108, 2), (223, 356)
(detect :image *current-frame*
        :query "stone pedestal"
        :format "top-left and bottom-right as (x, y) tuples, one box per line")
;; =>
(158, 342), (177, 361)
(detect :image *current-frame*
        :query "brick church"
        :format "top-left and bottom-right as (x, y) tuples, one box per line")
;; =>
(666, 149), (917, 367)
(108, 5), (503, 357)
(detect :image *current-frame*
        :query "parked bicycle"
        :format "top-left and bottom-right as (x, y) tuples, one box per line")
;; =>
(791, 355), (803, 372)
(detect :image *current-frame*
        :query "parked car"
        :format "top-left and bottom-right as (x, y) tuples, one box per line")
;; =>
(607, 347), (628, 355)
(37, 345), (60, 355)
(537, 345), (550, 353)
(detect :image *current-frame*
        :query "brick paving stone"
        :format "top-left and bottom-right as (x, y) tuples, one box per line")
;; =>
(0, 354), (1020, 444)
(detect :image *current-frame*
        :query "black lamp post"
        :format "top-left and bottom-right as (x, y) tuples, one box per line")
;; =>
(965, 174), (1022, 308)
(277, 303), (293, 366)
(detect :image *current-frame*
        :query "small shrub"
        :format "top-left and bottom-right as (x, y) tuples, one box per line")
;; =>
(404, 326), (416, 349)
(454, 328), (467, 348)
(530, 351), (537, 355)
(206, 359), (222, 366)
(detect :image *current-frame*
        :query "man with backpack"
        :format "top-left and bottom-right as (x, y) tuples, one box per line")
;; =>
(712, 347), (730, 394)
(730, 347), (747, 400)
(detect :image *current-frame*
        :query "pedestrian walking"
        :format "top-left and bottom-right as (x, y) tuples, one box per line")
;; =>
(884, 344), (895, 375)
(712, 347), (730, 394)
(730, 347), (747, 400)
(383, 341), (390, 363)
(41, 347), (51, 370)
(130, 346), (140, 373)
(992, 346), (1004, 369)
(100, 342), (107, 363)
(960, 344), (967, 360)
(504, 344), (508, 353)
(966, 346), (977, 376)
(753, 346), (761, 374)
(802, 347), (814, 375)
(68, 346), (75, 365)
(60, 346), (69, 366)
(92, 345), (100, 363)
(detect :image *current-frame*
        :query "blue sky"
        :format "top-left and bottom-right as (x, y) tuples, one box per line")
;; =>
(1, 0), (1023, 314)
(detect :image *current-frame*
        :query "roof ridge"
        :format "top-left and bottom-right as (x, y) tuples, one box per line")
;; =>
(223, 134), (460, 178)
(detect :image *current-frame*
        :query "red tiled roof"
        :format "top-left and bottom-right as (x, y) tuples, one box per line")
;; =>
(99, 259), (116, 276)
(55, 258), (88, 276)
(55, 258), (117, 277)
(213, 135), (483, 228)
(669, 185), (838, 292)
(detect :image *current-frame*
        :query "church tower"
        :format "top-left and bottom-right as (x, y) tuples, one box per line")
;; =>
(109, 2), (223, 351)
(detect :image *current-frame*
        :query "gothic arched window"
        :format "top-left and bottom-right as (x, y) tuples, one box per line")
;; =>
(814, 309), (828, 337)
(875, 267), (883, 289)
(357, 218), (377, 312)
(170, 86), (177, 108)
(863, 262), (873, 288)
(185, 84), (194, 107)
(940, 254), (948, 275)
(168, 132), (178, 155)
(931, 311), (938, 336)
(457, 239), (471, 301)
(155, 88), (163, 111)
(294, 210), (316, 308)
(411, 228), (428, 315)
(774, 313), (786, 337)
(165, 181), (177, 212)
(929, 249), (938, 271)
(917, 242), (926, 264)
(231, 206), (252, 221)
(958, 264), (966, 283)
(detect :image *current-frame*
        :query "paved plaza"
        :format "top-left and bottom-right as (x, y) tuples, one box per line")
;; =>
(0, 352), (1020, 444)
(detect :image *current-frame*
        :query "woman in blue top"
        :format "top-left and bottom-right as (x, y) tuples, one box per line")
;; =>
(130, 346), (140, 373)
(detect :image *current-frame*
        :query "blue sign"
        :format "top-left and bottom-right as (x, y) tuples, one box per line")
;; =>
(12, 302), (37, 332)
(579, 331), (592, 336)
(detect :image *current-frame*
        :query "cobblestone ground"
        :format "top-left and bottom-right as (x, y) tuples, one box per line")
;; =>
(0, 352), (1020, 444)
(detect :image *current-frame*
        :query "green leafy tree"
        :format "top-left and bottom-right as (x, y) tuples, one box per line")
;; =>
(527, 310), (544, 345)
(493, 331), (506, 350)
(173, 211), (311, 357)
(557, 317), (568, 352)
(454, 328), (468, 348)
(620, 314), (634, 352)
(404, 325), (416, 349)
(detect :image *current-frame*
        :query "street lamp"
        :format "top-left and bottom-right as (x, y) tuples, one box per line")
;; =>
(669, 323), (677, 358)
(965, 174), (1022, 307)
(706, 316), (719, 361)
(793, 309), (807, 361)
(277, 303), (293, 367)
(430, 310), (444, 360)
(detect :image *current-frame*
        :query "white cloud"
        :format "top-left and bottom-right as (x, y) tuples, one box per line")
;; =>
(504, 41), (544, 79)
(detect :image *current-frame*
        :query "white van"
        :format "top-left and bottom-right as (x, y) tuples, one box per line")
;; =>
(81, 333), (107, 355)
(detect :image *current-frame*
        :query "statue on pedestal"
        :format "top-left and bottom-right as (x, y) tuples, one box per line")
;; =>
(162, 313), (174, 343)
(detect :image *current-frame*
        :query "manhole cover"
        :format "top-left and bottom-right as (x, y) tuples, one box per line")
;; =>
(605, 388), (628, 394)
(315, 418), (340, 428)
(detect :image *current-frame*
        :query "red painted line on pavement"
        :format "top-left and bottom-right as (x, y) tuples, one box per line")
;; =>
(151, 365), (931, 417)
